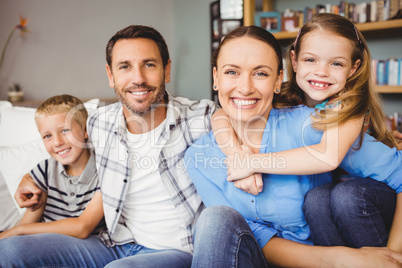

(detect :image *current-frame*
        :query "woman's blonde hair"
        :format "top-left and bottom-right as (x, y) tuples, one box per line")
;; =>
(276, 13), (396, 148)
(35, 94), (88, 130)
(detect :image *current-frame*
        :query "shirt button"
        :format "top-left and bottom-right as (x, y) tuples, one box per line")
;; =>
(116, 209), (119, 213)
(256, 217), (259, 220)
(251, 200), (254, 203)
(124, 179), (128, 183)
(70, 192), (75, 196)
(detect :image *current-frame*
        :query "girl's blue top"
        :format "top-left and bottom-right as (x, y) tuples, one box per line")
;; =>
(184, 105), (402, 249)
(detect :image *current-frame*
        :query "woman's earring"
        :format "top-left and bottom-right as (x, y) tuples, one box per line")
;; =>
(275, 88), (281, 93)
(213, 85), (217, 90)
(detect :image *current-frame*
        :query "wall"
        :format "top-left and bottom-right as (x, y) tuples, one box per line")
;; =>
(173, 0), (216, 100)
(0, 0), (175, 100)
(0, 0), (215, 102)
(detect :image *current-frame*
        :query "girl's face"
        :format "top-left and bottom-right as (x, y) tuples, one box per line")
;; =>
(291, 30), (360, 107)
(213, 37), (283, 125)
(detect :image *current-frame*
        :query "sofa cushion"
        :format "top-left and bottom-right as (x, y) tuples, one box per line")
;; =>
(0, 172), (21, 231)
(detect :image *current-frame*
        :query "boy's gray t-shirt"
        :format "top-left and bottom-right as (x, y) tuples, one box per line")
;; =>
(29, 151), (99, 222)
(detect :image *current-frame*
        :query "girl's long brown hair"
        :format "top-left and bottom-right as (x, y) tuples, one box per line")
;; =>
(276, 13), (396, 148)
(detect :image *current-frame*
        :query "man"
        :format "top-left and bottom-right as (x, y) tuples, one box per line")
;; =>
(2, 25), (216, 267)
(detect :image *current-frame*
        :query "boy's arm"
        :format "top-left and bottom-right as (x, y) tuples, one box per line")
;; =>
(0, 192), (47, 240)
(1, 191), (104, 240)
(227, 117), (363, 180)
(388, 192), (402, 253)
(15, 173), (43, 210)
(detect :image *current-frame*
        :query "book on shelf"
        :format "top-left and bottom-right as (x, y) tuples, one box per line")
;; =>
(276, 0), (402, 32)
(386, 112), (402, 132)
(373, 58), (402, 86)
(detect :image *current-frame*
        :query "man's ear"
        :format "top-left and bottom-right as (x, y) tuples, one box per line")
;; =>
(348, 59), (361, 78)
(106, 64), (115, 89)
(164, 60), (172, 83)
(290, 50), (298, 73)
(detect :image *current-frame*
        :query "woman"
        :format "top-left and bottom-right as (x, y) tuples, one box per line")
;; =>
(185, 26), (402, 267)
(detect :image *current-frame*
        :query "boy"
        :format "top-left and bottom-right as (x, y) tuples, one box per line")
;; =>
(0, 94), (103, 239)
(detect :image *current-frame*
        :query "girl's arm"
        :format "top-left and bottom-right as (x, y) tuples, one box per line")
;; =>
(212, 109), (263, 195)
(211, 108), (241, 155)
(227, 116), (364, 181)
(388, 192), (402, 253)
(0, 191), (103, 240)
(263, 236), (402, 267)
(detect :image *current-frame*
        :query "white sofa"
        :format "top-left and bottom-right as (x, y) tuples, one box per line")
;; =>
(0, 99), (99, 231)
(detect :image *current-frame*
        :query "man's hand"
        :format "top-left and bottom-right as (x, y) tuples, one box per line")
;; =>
(14, 173), (42, 211)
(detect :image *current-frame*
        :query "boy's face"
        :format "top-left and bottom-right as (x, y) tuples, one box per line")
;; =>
(36, 112), (89, 174)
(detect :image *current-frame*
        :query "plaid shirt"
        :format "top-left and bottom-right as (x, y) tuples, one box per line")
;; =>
(87, 95), (217, 253)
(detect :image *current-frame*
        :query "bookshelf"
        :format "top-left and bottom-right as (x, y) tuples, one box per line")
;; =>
(242, 0), (402, 94)
(271, 19), (402, 40)
(376, 85), (402, 93)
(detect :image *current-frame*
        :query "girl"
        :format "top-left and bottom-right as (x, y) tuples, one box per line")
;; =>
(283, 13), (402, 250)
(210, 13), (402, 252)
(185, 25), (402, 267)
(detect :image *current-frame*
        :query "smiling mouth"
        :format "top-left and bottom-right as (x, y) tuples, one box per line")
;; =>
(232, 98), (258, 107)
(129, 91), (149, 96)
(57, 148), (70, 155)
(309, 81), (331, 88)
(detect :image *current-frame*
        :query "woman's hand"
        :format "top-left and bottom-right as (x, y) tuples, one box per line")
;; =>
(343, 247), (402, 268)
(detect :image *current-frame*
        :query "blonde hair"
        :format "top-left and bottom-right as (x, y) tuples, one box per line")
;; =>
(276, 13), (396, 148)
(35, 94), (88, 130)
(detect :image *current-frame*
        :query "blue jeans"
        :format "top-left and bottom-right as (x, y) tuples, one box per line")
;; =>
(0, 233), (192, 268)
(303, 178), (396, 247)
(192, 206), (268, 268)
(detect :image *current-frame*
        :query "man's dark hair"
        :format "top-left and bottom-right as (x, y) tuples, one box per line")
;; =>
(106, 25), (170, 68)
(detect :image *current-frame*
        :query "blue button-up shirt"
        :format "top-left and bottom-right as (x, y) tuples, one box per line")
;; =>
(185, 105), (402, 249)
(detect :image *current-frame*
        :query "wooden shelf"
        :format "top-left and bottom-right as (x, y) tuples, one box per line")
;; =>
(273, 19), (402, 40)
(376, 85), (402, 94)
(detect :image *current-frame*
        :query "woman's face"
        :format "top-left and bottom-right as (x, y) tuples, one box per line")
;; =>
(214, 37), (283, 125)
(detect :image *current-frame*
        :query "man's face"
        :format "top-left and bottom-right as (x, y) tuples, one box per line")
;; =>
(106, 38), (171, 117)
